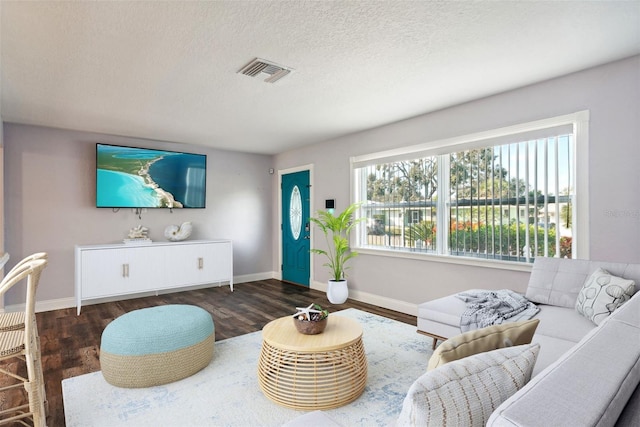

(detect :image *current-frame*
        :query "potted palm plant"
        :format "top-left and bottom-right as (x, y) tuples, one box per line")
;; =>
(310, 202), (363, 304)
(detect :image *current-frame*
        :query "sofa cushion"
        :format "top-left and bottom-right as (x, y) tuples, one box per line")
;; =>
(427, 319), (539, 371)
(526, 257), (592, 307)
(487, 293), (640, 427)
(533, 304), (595, 342)
(529, 333), (577, 377)
(575, 268), (635, 325)
(418, 295), (467, 328)
(525, 257), (640, 308)
(398, 344), (539, 427)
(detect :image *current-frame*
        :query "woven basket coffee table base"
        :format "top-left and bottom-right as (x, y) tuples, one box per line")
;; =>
(257, 315), (367, 410)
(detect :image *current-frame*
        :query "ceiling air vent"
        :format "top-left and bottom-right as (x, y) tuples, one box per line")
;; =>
(238, 58), (293, 83)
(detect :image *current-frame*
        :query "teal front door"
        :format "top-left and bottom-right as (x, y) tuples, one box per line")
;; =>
(282, 170), (310, 286)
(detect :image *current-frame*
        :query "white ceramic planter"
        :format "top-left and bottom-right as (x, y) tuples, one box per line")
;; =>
(327, 280), (349, 304)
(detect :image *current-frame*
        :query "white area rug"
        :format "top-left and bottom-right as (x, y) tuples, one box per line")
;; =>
(63, 309), (431, 426)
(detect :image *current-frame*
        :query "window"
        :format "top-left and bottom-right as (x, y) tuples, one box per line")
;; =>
(410, 210), (421, 224)
(351, 112), (589, 265)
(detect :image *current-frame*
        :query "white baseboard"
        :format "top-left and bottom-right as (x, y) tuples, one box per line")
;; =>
(1, 297), (77, 314)
(234, 271), (277, 284)
(2, 272), (277, 314)
(311, 280), (418, 316)
(3, 272), (417, 317)
(36, 297), (77, 312)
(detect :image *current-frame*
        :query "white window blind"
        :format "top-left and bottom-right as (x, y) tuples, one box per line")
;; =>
(351, 111), (588, 265)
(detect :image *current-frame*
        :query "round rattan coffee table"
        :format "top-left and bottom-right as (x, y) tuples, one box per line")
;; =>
(257, 315), (367, 410)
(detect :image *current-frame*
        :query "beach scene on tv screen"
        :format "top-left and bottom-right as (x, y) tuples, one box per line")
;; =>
(96, 144), (206, 208)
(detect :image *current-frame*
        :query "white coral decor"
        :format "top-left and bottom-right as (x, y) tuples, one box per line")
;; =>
(164, 222), (193, 241)
(128, 225), (149, 239)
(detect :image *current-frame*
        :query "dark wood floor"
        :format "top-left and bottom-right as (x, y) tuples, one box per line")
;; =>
(2, 279), (416, 427)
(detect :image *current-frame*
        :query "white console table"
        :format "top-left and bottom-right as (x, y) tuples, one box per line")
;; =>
(75, 239), (233, 314)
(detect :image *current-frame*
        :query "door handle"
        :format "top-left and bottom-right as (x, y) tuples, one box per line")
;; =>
(122, 264), (129, 278)
(198, 257), (204, 269)
(303, 236), (310, 240)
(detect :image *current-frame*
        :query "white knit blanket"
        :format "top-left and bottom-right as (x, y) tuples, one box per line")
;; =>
(456, 289), (539, 332)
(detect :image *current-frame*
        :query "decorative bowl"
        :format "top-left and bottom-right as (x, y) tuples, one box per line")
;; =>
(293, 316), (328, 335)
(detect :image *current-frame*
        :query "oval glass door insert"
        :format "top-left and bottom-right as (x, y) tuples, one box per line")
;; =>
(289, 185), (302, 240)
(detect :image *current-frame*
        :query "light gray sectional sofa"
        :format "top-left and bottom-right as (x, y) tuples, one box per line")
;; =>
(417, 257), (640, 426)
(489, 287), (640, 426)
(290, 258), (639, 427)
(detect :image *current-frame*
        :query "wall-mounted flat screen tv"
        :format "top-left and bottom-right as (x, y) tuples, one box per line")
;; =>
(96, 143), (207, 208)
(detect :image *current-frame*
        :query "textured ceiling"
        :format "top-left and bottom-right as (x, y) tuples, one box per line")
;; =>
(1, 1), (639, 155)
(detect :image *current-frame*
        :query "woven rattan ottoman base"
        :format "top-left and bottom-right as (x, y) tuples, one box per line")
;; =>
(258, 315), (367, 410)
(100, 304), (214, 388)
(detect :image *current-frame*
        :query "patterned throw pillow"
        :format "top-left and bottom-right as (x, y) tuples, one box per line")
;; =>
(398, 343), (540, 427)
(427, 319), (539, 371)
(575, 268), (636, 325)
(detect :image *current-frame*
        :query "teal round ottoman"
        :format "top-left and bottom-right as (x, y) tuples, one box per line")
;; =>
(100, 304), (214, 388)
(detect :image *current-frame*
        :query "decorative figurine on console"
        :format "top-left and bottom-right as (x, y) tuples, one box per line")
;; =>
(164, 222), (193, 242)
(124, 225), (152, 245)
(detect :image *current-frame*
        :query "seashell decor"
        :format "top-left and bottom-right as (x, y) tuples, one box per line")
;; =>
(164, 222), (193, 241)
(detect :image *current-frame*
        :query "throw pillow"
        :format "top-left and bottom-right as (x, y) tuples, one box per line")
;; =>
(575, 268), (636, 325)
(427, 318), (539, 371)
(398, 343), (540, 427)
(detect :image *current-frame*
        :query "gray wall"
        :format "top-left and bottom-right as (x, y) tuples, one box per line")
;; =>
(3, 56), (639, 313)
(3, 124), (275, 306)
(274, 56), (640, 307)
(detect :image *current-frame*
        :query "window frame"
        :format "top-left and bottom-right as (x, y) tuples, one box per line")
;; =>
(350, 111), (590, 271)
